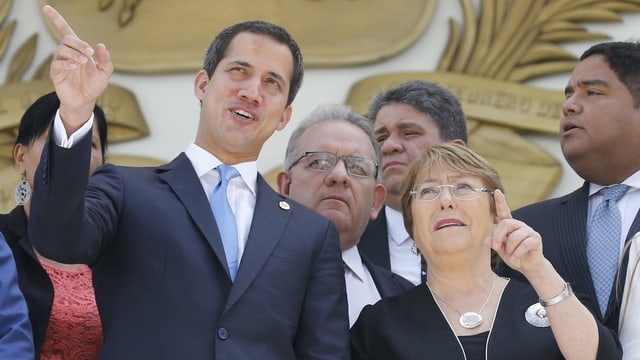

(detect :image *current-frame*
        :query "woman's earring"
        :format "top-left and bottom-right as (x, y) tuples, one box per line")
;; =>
(14, 175), (31, 206)
(410, 241), (421, 256)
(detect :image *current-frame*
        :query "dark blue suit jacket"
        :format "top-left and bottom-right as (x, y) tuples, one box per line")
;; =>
(359, 207), (425, 283)
(359, 207), (391, 270)
(497, 182), (640, 331)
(0, 233), (34, 359)
(361, 255), (413, 299)
(1, 207), (56, 355)
(29, 131), (349, 359)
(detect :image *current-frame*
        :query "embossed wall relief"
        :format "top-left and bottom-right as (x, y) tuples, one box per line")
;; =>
(40, 0), (437, 72)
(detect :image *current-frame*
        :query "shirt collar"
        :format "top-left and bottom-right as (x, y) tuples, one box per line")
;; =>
(185, 143), (257, 196)
(342, 246), (367, 282)
(588, 169), (640, 197)
(386, 206), (411, 245)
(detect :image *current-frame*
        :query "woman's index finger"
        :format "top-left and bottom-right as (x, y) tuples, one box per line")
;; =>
(493, 189), (512, 221)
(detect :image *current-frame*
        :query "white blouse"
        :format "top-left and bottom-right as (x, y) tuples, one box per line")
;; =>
(620, 232), (640, 360)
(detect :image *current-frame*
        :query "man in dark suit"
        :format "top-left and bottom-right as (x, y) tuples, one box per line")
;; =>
(358, 80), (468, 285)
(28, 5), (349, 359)
(497, 41), (640, 335)
(277, 104), (414, 326)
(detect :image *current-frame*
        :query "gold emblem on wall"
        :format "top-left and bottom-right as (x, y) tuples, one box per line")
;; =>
(344, 0), (640, 209)
(39, 0), (436, 72)
(0, 0), (161, 212)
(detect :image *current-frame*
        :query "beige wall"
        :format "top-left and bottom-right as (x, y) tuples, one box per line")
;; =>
(3, 1), (640, 204)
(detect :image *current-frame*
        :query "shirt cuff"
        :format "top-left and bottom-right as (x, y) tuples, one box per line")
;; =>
(52, 109), (95, 148)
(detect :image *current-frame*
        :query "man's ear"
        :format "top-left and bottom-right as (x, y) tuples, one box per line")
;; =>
(193, 69), (210, 101)
(369, 183), (387, 220)
(276, 171), (292, 196)
(450, 138), (466, 146)
(276, 105), (293, 131)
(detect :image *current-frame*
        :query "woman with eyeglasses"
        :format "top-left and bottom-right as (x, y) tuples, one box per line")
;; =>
(350, 143), (621, 359)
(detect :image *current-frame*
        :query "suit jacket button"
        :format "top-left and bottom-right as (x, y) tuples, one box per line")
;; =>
(217, 327), (229, 340)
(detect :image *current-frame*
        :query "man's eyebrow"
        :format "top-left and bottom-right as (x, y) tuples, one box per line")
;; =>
(227, 60), (251, 68)
(565, 79), (609, 95)
(267, 70), (286, 85)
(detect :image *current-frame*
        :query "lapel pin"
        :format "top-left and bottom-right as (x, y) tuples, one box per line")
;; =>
(525, 302), (551, 328)
(279, 201), (291, 210)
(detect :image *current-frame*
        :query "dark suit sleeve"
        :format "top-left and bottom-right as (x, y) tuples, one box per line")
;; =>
(0, 234), (34, 360)
(29, 128), (121, 265)
(295, 223), (350, 359)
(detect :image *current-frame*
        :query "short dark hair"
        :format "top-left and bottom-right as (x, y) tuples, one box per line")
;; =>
(580, 41), (640, 107)
(202, 20), (304, 107)
(369, 80), (467, 143)
(13, 91), (108, 160)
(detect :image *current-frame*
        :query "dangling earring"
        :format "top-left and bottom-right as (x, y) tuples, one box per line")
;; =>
(14, 175), (31, 206)
(410, 241), (421, 256)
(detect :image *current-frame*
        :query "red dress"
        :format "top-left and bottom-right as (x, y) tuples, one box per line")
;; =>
(39, 260), (103, 360)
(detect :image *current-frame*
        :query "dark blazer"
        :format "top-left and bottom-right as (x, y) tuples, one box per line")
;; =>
(1, 207), (54, 356)
(361, 255), (413, 299)
(351, 280), (622, 360)
(359, 207), (425, 283)
(29, 131), (350, 360)
(497, 181), (640, 331)
(358, 207), (391, 270)
(0, 232), (34, 360)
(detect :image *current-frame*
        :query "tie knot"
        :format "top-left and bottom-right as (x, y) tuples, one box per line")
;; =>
(216, 164), (240, 182)
(599, 184), (629, 202)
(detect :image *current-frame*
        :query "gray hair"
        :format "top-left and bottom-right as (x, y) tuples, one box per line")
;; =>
(369, 80), (467, 143)
(284, 103), (382, 182)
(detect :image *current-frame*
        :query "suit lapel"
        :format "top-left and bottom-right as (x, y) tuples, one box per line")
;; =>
(224, 175), (291, 312)
(359, 207), (391, 270)
(554, 183), (598, 302)
(158, 154), (230, 278)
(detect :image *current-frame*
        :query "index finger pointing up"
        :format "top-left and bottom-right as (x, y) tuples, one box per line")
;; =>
(43, 5), (78, 38)
(493, 189), (513, 221)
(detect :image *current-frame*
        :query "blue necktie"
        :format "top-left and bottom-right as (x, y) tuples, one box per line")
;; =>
(587, 184), (629, 316)
(211, 164), (240, 281)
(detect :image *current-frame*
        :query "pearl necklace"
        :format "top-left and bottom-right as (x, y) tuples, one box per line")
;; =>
(427, 275), (499, 329)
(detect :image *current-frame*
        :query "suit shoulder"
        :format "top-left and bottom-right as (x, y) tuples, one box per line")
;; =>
(513, 187), (583, 219)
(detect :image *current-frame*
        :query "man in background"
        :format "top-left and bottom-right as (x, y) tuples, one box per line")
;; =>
(278, 104), (413, 326)
(358, 80), (468, 284)
(498, 41), (640, 339)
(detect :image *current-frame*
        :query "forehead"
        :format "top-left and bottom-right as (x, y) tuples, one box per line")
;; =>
(374, 103), (438, 129)
(568, 55), (619, 86)
(223, 32), (293, 75)
(299, 120), (375, 156)
(417, 167), (479, 182)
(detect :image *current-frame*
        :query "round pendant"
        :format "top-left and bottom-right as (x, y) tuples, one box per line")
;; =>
(459, 312), (483, 329)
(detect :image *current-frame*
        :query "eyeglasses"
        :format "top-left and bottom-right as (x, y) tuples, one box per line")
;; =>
(410, 183), (493, 201)
(288, 151), (379, 178)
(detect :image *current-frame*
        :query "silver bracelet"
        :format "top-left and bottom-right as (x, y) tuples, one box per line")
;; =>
(539, 283), (573, 307)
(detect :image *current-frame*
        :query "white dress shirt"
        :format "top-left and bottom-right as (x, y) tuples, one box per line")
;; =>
(386, 206), (422, 285)
(342, 246), (381, 327)
(620, 232), (640, 360)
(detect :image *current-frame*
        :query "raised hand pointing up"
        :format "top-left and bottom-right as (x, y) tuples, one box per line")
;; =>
(43, 5), (113, 134)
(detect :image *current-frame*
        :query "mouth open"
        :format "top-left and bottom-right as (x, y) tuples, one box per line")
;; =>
(435, 219), (465, 230)
(234, 109), (254, 120)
